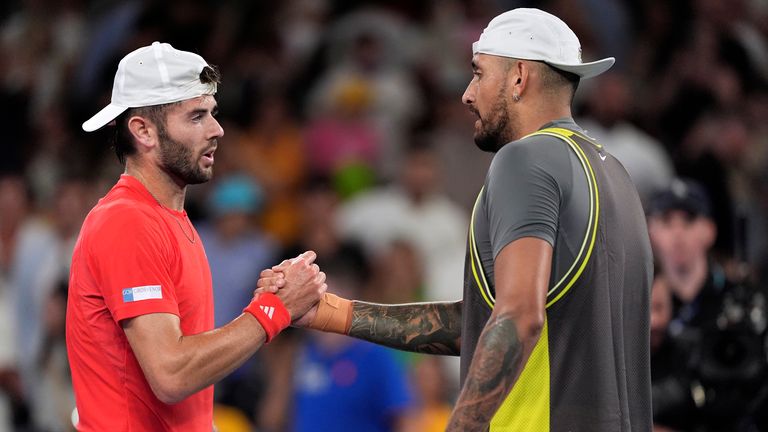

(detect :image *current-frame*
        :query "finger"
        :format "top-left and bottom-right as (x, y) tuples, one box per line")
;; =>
(253, 286), (279, 295)
(318, 283), (328, 296)
(313, 271), (326, 285)
(310, 263), (320, 275)
(256, 277), (285, 288)
(260, 269), (284, 278)
(297, 250), (317, 265)
(271, 259), (291, 271)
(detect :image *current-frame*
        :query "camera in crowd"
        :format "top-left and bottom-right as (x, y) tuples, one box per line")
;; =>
(671, 278), (768, 430)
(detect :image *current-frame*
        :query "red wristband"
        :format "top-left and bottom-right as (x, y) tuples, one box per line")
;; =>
(243, 293), (291, 343)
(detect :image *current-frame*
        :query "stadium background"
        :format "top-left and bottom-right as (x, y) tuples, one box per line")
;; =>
(0, 0), (766, 431)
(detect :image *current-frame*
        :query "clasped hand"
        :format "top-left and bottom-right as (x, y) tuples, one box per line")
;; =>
(255, 251), (326, 326)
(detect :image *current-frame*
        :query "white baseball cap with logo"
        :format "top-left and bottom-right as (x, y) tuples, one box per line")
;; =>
(472, 8), (615, 79)
(82, 42), (217, 132)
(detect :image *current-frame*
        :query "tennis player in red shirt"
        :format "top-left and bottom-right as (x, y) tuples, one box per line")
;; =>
(66, 42), (326, 431)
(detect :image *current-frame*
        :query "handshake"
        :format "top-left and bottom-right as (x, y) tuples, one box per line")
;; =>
(244, 251), (353, 343)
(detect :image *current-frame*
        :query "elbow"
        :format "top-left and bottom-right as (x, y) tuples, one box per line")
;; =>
(155, 390), (184, 406)
(511, 311), (544, 344)
(149, 375), (189, 405)
(494, 307), (544, 345)
(520, 314), (545, 342)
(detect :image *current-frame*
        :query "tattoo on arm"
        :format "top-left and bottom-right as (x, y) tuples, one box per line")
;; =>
(349, 301), (462, 355)
(447, 312), (522, 430)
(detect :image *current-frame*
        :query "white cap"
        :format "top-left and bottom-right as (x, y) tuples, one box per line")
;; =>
(82, 42), (217, 132)
(472, 8), (615, 79)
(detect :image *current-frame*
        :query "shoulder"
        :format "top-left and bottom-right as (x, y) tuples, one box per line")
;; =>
(488, 134), (571, 181)
(83, 198), (169, 250)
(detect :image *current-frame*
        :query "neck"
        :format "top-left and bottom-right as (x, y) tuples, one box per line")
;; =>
(125, 159), (186, 211)
(666, 258), (708, 303)
(512, 101), (572, 141)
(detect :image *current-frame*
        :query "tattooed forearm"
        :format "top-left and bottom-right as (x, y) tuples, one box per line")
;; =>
(349, 301), (462, 355)
(447, 312), (522, 431)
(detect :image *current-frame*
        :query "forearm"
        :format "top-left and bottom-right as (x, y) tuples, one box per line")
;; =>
(348, 300), (462, 355)
(139, 314), (267, 404)
(446, 311), (536, 430)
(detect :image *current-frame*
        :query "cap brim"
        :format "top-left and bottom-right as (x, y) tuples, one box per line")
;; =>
(82, 104), (129, 132)
(547, 57), (615, 79)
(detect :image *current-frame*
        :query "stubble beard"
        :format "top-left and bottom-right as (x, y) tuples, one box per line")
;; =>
(473, 80), (517, 153)
(158, 127), (213, 185)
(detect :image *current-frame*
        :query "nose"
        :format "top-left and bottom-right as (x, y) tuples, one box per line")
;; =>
(462, 81), (475, 106)
(210, 117), (224, 139)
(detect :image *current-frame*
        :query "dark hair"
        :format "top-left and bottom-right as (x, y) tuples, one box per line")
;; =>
(199, 64), (221, 85)
(111, 65), (222, 165)
(540, 63), (580, 103)
(112, 105), (166, 164)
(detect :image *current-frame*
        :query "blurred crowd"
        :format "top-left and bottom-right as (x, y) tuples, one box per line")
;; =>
(0, 0), (766, 431)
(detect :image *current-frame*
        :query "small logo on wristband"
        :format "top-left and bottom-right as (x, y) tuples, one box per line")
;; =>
(260, 305), (275, 319)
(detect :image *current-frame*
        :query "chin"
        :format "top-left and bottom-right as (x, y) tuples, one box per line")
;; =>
(186, 170), (213, 185)
(473, 134), (502, 153)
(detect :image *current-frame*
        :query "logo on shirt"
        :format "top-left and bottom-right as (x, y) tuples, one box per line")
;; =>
(260, 305), (275, 319)
(122, 285), (163, 303)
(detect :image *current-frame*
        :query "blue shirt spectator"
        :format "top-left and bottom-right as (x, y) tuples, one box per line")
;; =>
(293, 334), (414, 432)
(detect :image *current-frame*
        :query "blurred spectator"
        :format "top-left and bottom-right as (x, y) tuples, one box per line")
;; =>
(233, 91), (308, 247)
(336, 142), (466, 391)
(308, 12), (425, 178)
(23, 178), (90, 431)
(284, 176), (369, 270)
(648, 178), (723, 321)
(305, 78), (380, 178)
(649, 272), (697, 431)
(579, 72), (674, 205)
(426, 91), (493, 211)
(0, 179), (21, 430)
(197, 174), (277, 423)
(256, 179), (376, 432)
(338, 141), (467, 303)
(291, 258), (416, 432)
(410, 356), (452, 432)
(0, 174), (57, 427)
(275, 0), (331, 76)
(1, 0), (85, 116)
(34, 281), (74, 432)
(2, 176), (89, 432)
(648, 178), (768, 430)
(676, 112), (749, 257)
(367, 239), (423, 304)
(25, 107), (85, 207)
(198, 173), (276, 327)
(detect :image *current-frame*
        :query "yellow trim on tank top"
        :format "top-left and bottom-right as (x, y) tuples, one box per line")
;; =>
(490, 319), (550, 431)
(469, 186), (495, 308)
(469, 126), (600, 309)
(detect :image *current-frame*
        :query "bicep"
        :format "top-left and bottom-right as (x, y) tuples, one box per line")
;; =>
(493, 238), (552, 326)
(122, 313), (183, 388)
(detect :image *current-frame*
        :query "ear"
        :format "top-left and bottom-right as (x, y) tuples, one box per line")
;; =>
(508, 59), (531, 100)
(127, 115), (159, 151)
